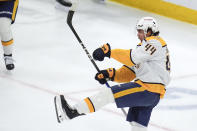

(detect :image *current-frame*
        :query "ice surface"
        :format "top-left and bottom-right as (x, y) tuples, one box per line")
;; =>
(0, 0), (196, 131)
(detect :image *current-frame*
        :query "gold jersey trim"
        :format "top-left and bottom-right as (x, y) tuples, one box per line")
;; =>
(146, 36), (167, 47)
(135, 79), (166, 98)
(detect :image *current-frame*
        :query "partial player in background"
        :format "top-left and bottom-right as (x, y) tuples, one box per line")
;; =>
(0, 0), (19, 70)
(54, 17), (171, 131)
(55, 0), (72, 10)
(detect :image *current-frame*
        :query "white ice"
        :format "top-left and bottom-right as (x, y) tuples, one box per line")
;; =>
(0, 0), (197, 131)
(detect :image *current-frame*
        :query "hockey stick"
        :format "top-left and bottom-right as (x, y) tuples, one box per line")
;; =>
(67, 4), (127, 117)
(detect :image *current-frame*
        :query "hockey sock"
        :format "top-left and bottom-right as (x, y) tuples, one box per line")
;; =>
(0, 18), (14, 55)
(2, 41), (13, 55)
(74, 88), (115, 114)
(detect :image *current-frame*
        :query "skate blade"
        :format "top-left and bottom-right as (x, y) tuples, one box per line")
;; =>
(54, 96), (61, 123)
(54, 96), (70, 123)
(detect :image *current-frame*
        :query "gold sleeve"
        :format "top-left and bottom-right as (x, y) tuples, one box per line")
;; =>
(111, 49), (135, 67)
(114, 65), (136, 83)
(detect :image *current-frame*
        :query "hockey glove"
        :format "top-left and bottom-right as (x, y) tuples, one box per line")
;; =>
(95, 68), (115, 84)
(93, 43), (111, 61)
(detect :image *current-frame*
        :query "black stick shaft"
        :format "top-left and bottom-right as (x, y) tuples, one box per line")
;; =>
(67, 11), (99, 70)
(67, 10), (110, 87)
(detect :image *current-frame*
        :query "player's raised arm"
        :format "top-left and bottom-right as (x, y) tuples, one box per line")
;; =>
(93, 44), (136, 67)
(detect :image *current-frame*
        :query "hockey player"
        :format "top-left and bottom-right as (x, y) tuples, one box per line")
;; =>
(0, 0), (19, 70)
(54, 17), (171, 131)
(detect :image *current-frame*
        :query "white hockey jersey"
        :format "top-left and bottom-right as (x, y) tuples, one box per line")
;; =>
(110, 36), (171, 98)
(130, 36), (171, 86)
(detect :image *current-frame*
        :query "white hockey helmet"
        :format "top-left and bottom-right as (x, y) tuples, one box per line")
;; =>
(136, 17), (159, 35)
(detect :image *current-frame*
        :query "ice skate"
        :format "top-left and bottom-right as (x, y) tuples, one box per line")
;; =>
(54, 95), (85, 123)
(4, 54), (15, 70)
